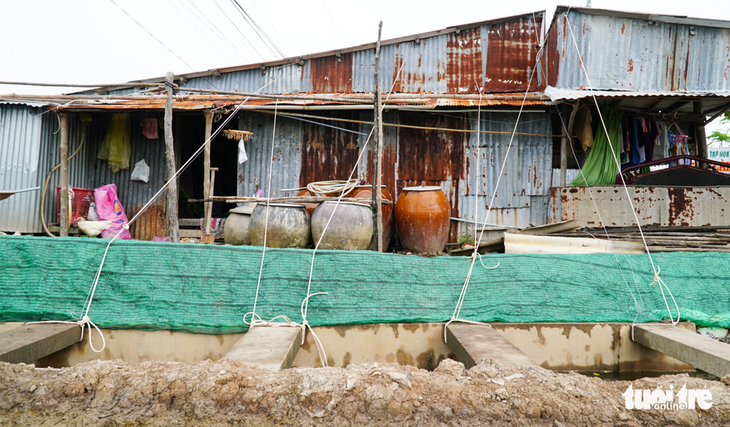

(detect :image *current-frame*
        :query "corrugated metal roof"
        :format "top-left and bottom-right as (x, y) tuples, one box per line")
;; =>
(0, 100), (51, 108)
(101, 12), (544, 98)
(543, 8), (730, 93)
(544, 86), (730, 101)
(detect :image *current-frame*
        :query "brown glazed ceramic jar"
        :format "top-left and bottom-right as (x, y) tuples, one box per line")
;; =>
(349, 185), (393, 250)
(296, 189), (319, 217)
(395, 186), (450, 253)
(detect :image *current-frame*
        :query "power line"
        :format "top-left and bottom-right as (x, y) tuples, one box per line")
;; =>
(181, 0), (255, 62)
(210, 0), (269, 61)
(249, 0), (296, 57)
(162, 0), (240, 65)
(109, 0), (201, 73)
(319, 0), (345, 46)
(230, 0), (286, 59)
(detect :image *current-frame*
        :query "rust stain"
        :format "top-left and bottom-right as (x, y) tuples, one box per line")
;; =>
(299, 111), (361, 187)
(627, 58), (634, 72)
(309, 53), (354, 93)
(446, 27), (483, 94)
(621, 22), (626, 34)
(667, 187), (693, 226)
(484, 16), (544, 92)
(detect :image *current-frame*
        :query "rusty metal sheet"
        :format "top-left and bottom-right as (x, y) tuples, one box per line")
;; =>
(484, 15), (543, 92)
(543, 8), (730, 92)
(308, 53), (354, 93)
(299, 111), (362, 185)
(550, 186), (730, 228)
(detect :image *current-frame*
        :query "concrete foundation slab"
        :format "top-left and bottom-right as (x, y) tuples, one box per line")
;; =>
(223, 326), (302, 371)
(633, 324), (730, 378)
(0, 324), (81, 364)
(446, 323), (537, 369)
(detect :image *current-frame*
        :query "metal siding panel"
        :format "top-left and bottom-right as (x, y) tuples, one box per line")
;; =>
(461, 111), (552, 229)
(550, 186), (730, 228)
(0, 105), (42, 233)
(552, 10), (730, 92)
(237, 112), (302, 198)
(38, 113), (93, 233)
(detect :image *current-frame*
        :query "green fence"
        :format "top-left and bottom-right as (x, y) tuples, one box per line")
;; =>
(1, 236), (728, 333)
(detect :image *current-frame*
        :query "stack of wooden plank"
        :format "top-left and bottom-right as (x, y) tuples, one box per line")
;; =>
(548, 225), (730, 253)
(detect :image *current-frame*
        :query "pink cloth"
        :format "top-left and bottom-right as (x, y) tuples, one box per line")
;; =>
(142, 118), (159, 139)
(94, 184), (132, 240)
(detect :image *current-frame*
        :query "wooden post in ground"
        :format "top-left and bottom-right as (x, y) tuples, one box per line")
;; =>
(59, 113), (69, 237)
(372, 21), (384, 252)
(164, 72), (180, 242)
(203, 111), (214, 238)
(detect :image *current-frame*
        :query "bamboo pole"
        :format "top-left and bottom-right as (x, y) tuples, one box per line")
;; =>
(164, 72), (180, 242)
(372, 21), (384, 252)
(59, 113), (69, 237)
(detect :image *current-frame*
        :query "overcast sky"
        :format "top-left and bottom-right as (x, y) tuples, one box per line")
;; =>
(1, 0), (728, 131)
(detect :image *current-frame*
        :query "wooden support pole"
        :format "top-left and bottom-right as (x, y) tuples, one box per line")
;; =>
(59, 113), (69, 237)
(372, 21), (384, 252)
(203, 110), (214, 236)
(164, 72), (180, 242)
(561, 102), (580, 184)
(694, 101), (708, 161)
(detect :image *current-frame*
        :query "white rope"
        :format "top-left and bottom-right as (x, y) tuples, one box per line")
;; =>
(78, 83), (275, 353)
(555, 106), (650, 322)
(564, 13), (680, 325)
(306, 179), (358, 197)
(445, 44), (544, 342)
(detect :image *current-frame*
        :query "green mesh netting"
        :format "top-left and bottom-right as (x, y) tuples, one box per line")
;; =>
(570, 104), (623, 186)
(1, 236), (729, 333)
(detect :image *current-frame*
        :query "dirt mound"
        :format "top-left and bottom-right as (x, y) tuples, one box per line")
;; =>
(1, 358), (729, 426)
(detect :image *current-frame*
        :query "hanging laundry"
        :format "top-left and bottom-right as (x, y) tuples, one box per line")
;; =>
(98, 113), (131, 173)
(238, 140), (248, 164)
(572, 105), (594, 153)
(570, 104), (623, 186)
(141, 118), (159, 139)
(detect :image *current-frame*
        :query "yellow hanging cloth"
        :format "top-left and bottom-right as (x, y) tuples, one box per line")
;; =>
(98, 113), (131, 173)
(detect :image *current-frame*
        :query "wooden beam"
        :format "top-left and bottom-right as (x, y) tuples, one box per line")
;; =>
(446, 323), (537, 369)
(633, 324), (730, 378)
(223, 326), (302, 371)
(694, 101), (708, 159)
(0, 324), (81, 364)
(164, 72), (180, 242)
(59, 113), (69, 237)
(203, 111), (214, 236)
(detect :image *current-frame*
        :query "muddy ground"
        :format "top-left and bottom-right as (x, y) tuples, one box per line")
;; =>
(1, 358), (729, 426)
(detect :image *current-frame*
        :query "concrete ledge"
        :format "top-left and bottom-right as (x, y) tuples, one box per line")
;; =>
(632, 323), (730, 378)
(223, 326), (302, 371)
(446, 323), (537, 369)
(0, 324), (81, 364)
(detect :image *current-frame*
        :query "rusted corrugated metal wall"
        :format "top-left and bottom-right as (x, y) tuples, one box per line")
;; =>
(0, 104), (44, 233)
(544, 9), (730, 92)
(81, 113), (168, 240)
(237, 109), (553, 241)
(38, 113), (93, 234)
(182, 13), (543, 96)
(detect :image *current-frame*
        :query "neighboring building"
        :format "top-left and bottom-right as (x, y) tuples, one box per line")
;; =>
(2, 7), (730, 238)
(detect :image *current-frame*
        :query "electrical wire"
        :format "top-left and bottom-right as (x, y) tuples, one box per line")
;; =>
(230, 0), (286, 59)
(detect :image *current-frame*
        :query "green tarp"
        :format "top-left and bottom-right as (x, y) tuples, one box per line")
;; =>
(1, 236), (729, 333)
